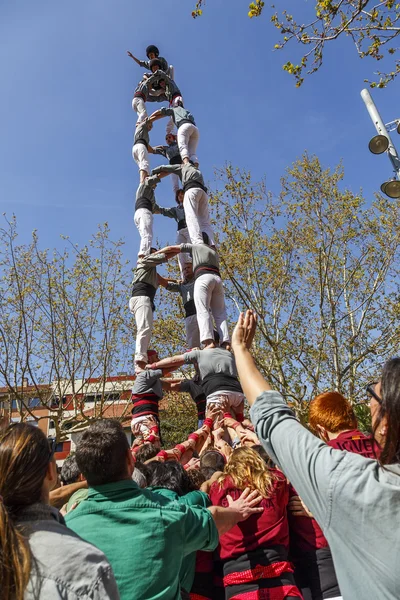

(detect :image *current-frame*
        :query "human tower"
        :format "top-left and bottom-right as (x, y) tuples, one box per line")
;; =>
(127, 45), (245, 438)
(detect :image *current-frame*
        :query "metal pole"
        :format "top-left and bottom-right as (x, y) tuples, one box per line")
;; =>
(361, 88), (400, 178)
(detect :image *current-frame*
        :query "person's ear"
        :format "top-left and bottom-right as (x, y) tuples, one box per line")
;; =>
(44, 459), (58, 493)
(316, 425), (329, 443)
(126, 449), (135, 476)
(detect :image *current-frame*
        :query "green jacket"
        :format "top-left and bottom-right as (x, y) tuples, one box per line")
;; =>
(66, 480), (218, 600)
(151, 488), (211, 593)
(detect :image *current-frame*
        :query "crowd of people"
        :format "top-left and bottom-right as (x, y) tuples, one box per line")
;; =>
(0, 43), (399, 600)
(1, 309), (399, 599)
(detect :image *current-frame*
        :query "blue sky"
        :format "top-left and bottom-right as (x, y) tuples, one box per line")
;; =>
(1, 0), (399, 263)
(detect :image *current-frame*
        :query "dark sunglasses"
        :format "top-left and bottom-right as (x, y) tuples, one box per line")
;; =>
(48, 438), (57, 458)
(366, 382), (382, 405)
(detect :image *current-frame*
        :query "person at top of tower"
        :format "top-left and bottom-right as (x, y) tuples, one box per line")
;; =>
(148, 102), (199, 166)
(127, 44), (174, 79)
(154, 188), (191, 275)
(147, 163), (214, 247)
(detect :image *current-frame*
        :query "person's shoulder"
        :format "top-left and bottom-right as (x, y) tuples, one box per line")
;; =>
(30, 518), (107, 560)
(28, 523), (117, 598)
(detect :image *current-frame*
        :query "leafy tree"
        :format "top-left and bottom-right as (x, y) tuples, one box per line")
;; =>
(206, 154), (400, 418)
(192, 1), (400, 87)
(0, 217), (135, 438)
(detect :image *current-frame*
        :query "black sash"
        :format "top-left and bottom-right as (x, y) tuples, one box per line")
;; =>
(202, 373), (242, 397)
(183, 179), (208, 194)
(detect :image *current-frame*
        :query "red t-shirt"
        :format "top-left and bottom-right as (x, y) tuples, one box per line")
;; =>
(328, 429), (380, 459)
(209, 470), (289, 561)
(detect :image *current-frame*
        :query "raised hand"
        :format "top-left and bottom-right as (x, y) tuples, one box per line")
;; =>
(232, 309), (258, 350)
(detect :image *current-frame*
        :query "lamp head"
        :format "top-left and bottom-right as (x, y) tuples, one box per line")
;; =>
(380, 178), (400, 199)
(369, 134), (389, 155)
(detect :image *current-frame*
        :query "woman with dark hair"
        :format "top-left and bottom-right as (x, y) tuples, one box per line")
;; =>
(233, 309), (400, 600)
(209, 446), (302, 599)
(0, 423), (119, 600)
(369, 358), (400, 464)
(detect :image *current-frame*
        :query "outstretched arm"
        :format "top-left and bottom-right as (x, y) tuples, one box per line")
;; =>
(152, 164), (182, 177)
(127, 51), (146, 67)
(161, 380), (183, 392)
(157, 244), (182, 256)
(158, 244), (183, 256)
(232, 310), (346, 532)
(157, 274), (179, 288)
(147, 354), (186, 371)
(148, 109), (165, 122)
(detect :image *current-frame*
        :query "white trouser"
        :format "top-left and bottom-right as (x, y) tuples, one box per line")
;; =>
(206, 390), (244, 410)
(176, 227), (192, 276)
(166, 96), (183, 135)
(184, 188), (214, 246)
(132, 97), (147, 123)
(132, 143), (150, 174)
(134, 208), (153, 256)
(178, 123), (199, 163)
(185, 314), (200, 349)
(171, 173), (180, 194)
(194, 273), (230, 344)
(128, 296), (153, 363)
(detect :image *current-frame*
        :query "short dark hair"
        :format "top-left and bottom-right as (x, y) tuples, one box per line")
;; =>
(75, 419), (130, 486)
(146, 461), (191, 496)
(251, 444), (275, 468)
(200, 450), (225, 479)
(135, 442), (158, 463)
(186, 468), (206, 490)
(60, 453), (81, 485)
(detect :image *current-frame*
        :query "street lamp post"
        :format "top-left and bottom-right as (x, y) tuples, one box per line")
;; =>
(361, 88), (400, 199)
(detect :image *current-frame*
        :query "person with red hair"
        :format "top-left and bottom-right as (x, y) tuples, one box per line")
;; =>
(308, 391), (378, 458)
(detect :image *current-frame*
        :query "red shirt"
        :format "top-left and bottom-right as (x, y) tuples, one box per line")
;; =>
(209, 470), (289, 561)
(328, 429), (380, 459)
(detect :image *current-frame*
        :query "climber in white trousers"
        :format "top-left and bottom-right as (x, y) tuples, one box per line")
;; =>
(147, 162), (214, 246)
(134, 178), (159, 257)
(148, 104), (199, 165)
(132, 118), (155, 182)
(165, 263), (200, 349)
(158, 234), (230, 348)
